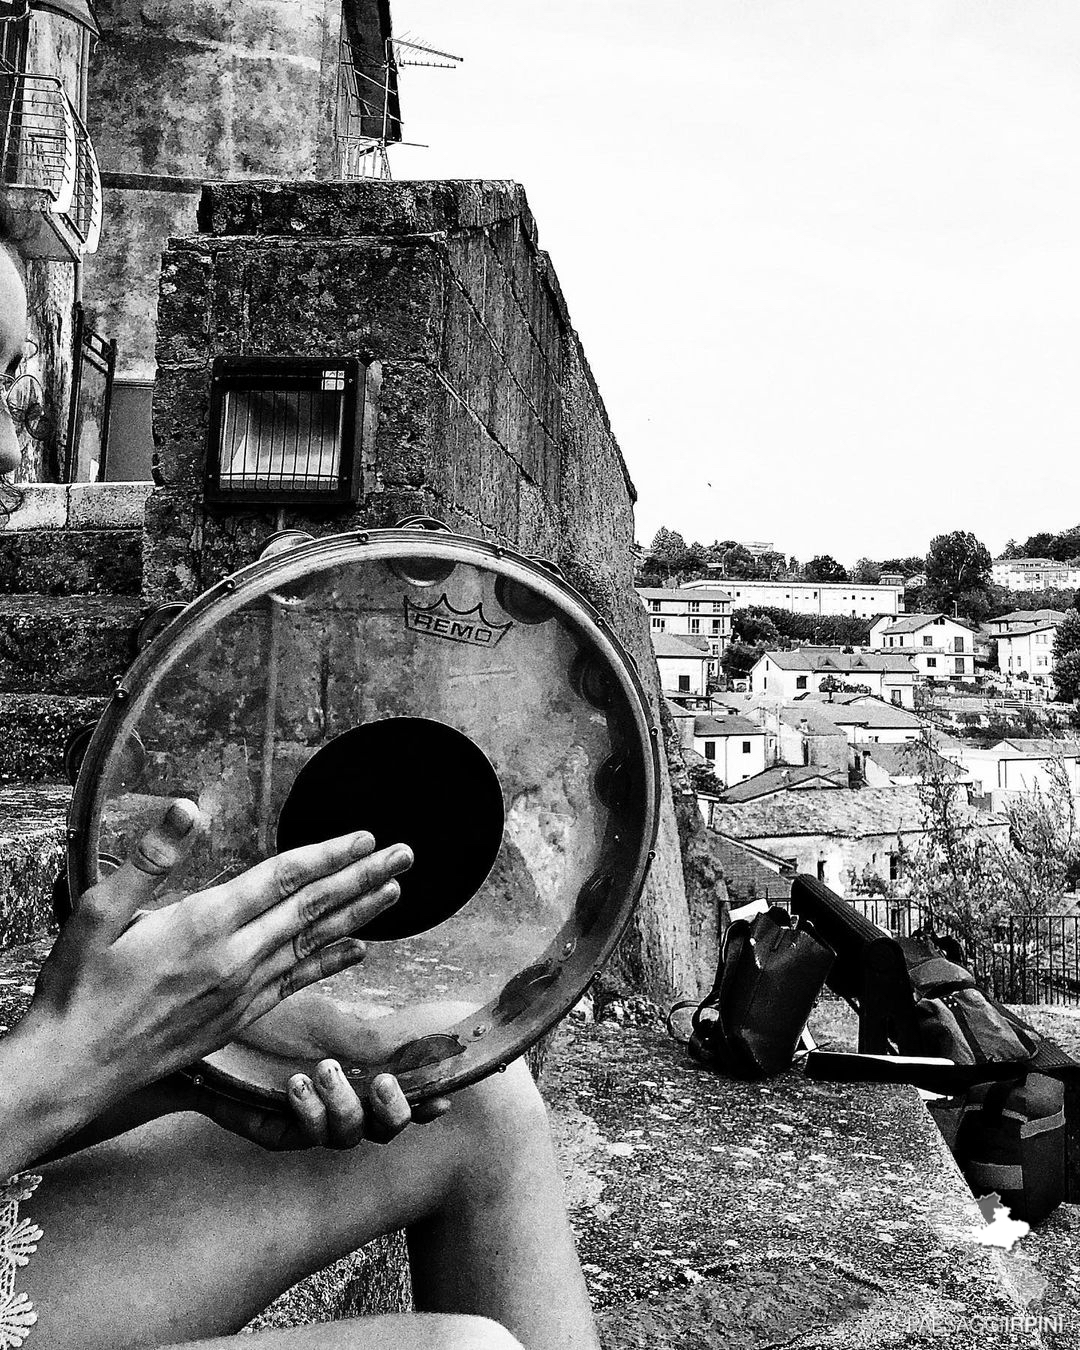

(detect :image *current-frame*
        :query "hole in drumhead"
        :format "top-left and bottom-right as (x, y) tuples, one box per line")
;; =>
(277, 717), (505, 941)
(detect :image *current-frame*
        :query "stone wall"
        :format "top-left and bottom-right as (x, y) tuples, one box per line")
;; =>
(147, 178), (720, 1003)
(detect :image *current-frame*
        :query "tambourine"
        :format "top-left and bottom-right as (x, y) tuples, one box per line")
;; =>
(68, 527), (659, 1109)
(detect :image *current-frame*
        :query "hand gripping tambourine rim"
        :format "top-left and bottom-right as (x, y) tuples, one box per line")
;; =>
(68, 529), (661, 1109)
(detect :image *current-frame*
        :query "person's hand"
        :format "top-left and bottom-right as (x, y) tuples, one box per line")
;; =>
(191, 1061), (452, 1151)
(26, 799), (413, 1118)
(287, 1062), (451, 1148)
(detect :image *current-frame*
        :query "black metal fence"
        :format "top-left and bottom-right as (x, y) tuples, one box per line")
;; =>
(848, 898), (1080, 1006)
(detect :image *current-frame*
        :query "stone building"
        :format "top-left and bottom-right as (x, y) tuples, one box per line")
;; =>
(0, 0), (103, 480)
(83, 0), (396, 479)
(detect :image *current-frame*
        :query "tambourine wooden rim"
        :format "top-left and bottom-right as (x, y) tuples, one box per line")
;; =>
(68, 529), (661, 1107)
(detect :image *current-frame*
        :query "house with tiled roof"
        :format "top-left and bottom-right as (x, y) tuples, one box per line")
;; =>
(692, 713), (767, 786)
(868, 613), (977, 681)
(991, 619), (1061, 684)
(651, 632), (711, 695)
(796, 694), (929, 744)
(709, 787), (1007, 895)
(718, 764), (846, 803)
(855, 741), (970, 789)
(776, 704), (850, 775)
(985, 610), (1067, 636)
(749, 648), (918, 707)
(708, 834), (794, 910)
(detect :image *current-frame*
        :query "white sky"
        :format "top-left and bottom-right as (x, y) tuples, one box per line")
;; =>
(392, 1), (1080, 564)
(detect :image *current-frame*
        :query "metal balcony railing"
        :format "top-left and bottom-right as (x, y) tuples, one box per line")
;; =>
(69, 103), (101, 252)
(0, 65), (76, 210)
(0, 60), (101, 256)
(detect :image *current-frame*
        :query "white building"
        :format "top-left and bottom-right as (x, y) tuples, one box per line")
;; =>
(985, 609), (1065, 637)
(799, 694), (930, 745)
(638, 587), (731, 676)
(651, 632), (710, 694)
(868, 613), (977, 681)
(693, 713), (768, 786)
(856, 741), (970, 789)
(954, 739), (1080, 805)
(749, 650), (919, 707)
(996, 622), (1059, 682)
(991, 558), (1080, 591)
(681, 577), (902, 618)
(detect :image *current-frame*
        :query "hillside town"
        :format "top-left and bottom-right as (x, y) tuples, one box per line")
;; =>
(639, 530), (1080, 960)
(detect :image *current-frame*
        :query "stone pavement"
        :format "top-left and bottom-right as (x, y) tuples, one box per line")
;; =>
(542, 1020), (1059, 1350)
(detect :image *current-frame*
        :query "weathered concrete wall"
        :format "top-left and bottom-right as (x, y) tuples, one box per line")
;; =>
(88, 0), (341, 181)
(147, 179), (717, 1003)
(88, 184), (201, 385)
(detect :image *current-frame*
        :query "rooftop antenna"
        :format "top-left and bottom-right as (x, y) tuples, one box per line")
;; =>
(336, 32), (462, 181)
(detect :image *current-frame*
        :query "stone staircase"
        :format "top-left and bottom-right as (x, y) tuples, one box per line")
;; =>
(0, 481), (152, 941)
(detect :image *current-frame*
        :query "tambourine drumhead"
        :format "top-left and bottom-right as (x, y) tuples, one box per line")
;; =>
(69, 530), (659, 1106)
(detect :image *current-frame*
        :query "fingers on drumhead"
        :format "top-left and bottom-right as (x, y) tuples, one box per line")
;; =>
(131, 799), (201, 876)
(273, 830), (382, 900)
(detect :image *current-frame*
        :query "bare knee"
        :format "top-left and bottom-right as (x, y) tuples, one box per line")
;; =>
(440, 1314), (524, 1349)
(444, 1059), (554, 1197)
(455, 1059), (548, 1144)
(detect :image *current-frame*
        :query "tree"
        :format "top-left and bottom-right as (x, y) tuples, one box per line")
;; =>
(1049, 525), (1080, 562)
(924, 531), (992, 610)
(804, 555), (848, 582)
(852, 558), (882, 584)
(1053, 610), (1080, 701)
(757, 550), (788, 580)
(999, 539), (1024, 560)
(682, 540), (709, 576)
(1023, 531), (1055, 558)
(881, 556), (926, 577)
(894, 737), (1080, 955)
(716, 544), (756, 579)
(950, 588), (995, 624)
(721, 641), (765, 679)
(649, 527), (687, 570)
(732, 611), (781, 648)
(688, 762), (724, 797)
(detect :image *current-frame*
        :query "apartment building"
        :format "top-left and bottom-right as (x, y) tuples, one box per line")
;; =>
(991, 558), (1080, 591)
(681, 577), (902, 618)
(638, 586), (731, 674)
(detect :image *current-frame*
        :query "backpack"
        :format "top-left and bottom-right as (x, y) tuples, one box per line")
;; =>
(668, 906), (835, 1080)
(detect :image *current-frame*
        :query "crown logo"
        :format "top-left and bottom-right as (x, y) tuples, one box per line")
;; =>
(403, 595), (513, 648)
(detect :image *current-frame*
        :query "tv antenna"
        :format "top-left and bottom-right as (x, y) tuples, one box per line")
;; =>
(336, 33), (463, 181)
